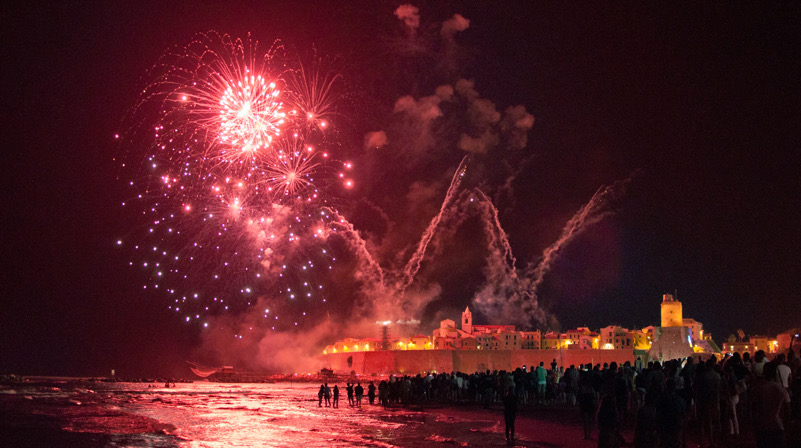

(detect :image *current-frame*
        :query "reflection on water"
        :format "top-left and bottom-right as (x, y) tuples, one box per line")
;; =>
(1, 381), (502, 447)
(124, 383), (406, 447)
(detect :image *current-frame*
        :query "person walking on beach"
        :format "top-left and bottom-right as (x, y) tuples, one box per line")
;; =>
(503, 386), (518, 443)
(355, 382), (364, 407)
(324, 383), (331, 407)
(318, 384), (325, 407)
(332, 384), (340, 408)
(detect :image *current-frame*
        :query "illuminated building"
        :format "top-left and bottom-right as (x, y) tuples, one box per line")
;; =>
(520, 330), (542, 349)
(323, 298), (715, 360)
(600, 325), (634, 350)
(660, 293), (682, 327)
(565, 327), (592, 346)
(682, 318), (703, 342)
(541, 331), (560, 350)
(633, 328), (653, 351)
(649, 294), (722, 361)
(433, 318), (475, 349)
(722, 334), (779, 355)
(461, 306), (472, 334)
(777, 328), (801, 352)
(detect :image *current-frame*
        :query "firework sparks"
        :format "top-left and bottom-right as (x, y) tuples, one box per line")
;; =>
(283, 60), (342, 132)
(261, 138), (320, 200)
(218, 75), (286, 158)
(120, 32), (348, 328)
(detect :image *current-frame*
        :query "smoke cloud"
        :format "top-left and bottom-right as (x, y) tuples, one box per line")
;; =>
(393, 94), (444, 121)
(441, 14), (470, 39)
(364, 130), (388, 150)
(394, 4), (421, 32)
(502, 105), (535, 150)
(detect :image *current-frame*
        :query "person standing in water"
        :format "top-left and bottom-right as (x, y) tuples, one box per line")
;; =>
(317, 384), (325, 407)
(332, 384), (340, 408)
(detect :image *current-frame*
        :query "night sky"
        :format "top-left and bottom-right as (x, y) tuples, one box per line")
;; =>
(4, 2), (800, 377)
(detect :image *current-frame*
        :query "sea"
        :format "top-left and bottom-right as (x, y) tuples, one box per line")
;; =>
(0, 379), (506, 448)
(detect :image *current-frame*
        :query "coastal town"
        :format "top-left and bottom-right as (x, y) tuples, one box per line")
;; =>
(322, 294), (797, 375)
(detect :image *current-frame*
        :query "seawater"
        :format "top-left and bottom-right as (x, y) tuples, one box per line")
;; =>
(1, 380), (504, 447)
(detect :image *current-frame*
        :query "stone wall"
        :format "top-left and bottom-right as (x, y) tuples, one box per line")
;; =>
(320, 349), (635, 375)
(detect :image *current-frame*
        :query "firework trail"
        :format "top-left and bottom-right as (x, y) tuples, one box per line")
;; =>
(474, 189), (517, 271)
(472, 178), (631, 328)
(399, 156), (469, 292)
(524, 181), (629, 290)
(317, 162), (469, 317)
(323, 208), (386, 287)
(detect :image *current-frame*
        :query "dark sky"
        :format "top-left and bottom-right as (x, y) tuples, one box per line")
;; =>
(3, 1), (800, 377)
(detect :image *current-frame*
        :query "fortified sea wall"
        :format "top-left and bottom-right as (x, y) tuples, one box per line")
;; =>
(320, 349), (635, 375)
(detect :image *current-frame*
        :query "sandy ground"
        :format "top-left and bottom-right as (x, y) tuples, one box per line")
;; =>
(424, 401), (801, 448)
(422, 403), (624, 448)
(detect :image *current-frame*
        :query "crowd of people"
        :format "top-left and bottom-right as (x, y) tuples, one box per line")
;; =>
(316, 347), (800, 447)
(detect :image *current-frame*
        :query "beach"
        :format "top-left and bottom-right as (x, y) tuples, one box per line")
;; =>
(1, 377), (798, 447)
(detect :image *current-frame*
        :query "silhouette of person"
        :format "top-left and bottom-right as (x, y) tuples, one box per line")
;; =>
(355, 382), (364, 407)
(368, 382), (376, 404)
(332, 384), (340, 408)
(346, 383), (354, 406)
(503, 386), (518, 442)
(318, 384), (325, 407)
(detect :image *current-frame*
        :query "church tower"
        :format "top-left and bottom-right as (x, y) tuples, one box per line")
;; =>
(462, 306), (472, 334)
(660, 293), (683, 327)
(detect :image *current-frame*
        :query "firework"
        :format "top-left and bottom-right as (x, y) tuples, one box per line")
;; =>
(261, 137), (320, 201)
(283, 63), (342, 132)
(217, 75), (286, 159)
(120, 32), (348, 329)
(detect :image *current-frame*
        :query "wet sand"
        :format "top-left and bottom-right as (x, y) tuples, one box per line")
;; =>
(422, 403), (617, 447)
(425, 401), (801, 448)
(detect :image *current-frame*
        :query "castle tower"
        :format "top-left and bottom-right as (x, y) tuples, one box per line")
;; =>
(660, 294), (683, 327)
(462, 306), (472, 334)
(378, 324), (390, 350)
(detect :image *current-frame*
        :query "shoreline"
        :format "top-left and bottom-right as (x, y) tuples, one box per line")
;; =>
(3, 378), (799, 447)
